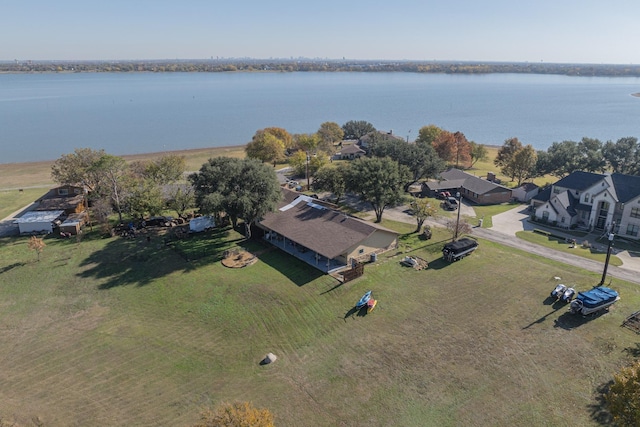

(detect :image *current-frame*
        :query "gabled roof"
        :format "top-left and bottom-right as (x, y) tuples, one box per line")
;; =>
(339, 144), (365, 155)
(35, 194), (85, 211)
(259, 192), (398, 260)
(610, 173), (640, 203)
(439, 168), (511, 195)
(517, 182), (539, 192)
(532, 186), (552, 202)
(554, 190), (578, 217)
(553, 171), (605, 191)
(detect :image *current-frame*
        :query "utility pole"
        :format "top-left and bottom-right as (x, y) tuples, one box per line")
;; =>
(599, 231), (615, 286)
(306, 152), (310, 191)
(453, 189), (462, 242)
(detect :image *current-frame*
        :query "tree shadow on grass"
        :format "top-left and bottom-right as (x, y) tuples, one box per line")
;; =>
(588, 380), (614, 425)
(254, 247), (325, 287)
(78, 226), (243, 289)
(0, 262), (26, 274)
(623, 343), (640, 357)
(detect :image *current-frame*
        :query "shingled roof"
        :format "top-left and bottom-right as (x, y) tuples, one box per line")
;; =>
(553, 171), (605, 191)
(439, 168), (511, 195)
(610, 173), (640, 203)
(259, 190), (398, 260)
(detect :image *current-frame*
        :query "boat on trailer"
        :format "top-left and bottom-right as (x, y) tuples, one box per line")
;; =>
(569, 286), (619, 315)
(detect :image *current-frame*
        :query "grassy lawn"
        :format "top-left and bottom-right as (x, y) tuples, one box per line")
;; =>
(472, 203), (522, 228)
(0, 188), (46, 220)
(0, 221), (638, 426)
(516, 230), (623, 266)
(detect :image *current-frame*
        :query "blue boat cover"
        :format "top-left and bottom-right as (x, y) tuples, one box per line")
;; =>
(576, 286), (619, 308)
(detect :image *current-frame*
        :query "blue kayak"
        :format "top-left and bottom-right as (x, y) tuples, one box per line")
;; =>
(356, 291), (372, 309)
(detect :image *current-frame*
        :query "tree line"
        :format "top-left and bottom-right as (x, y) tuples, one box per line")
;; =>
(493, 136), (640, 186)
(6, 59), (640, 77)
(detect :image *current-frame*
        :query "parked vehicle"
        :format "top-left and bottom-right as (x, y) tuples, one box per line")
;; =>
(442, 238), (479, 262)
(569, 286), (619, 315)
(550, 284), (567, 299)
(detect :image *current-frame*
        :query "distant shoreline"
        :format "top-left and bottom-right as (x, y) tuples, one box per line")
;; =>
(4, 59), (640, 77)
(632, 93), (640, 97)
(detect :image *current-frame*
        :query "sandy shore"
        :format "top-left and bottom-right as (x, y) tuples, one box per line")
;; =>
(0, 145), (247, 189)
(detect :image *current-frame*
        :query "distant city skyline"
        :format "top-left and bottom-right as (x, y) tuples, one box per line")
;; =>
(4, 0), (640, 64)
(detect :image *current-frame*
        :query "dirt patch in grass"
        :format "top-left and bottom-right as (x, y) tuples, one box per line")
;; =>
(221, 249), (257, 268)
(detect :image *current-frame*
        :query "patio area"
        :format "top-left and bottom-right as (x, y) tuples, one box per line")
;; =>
(263, 233), (347, 273)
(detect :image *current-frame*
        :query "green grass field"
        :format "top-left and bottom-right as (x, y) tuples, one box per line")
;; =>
(1, 222), (638, 426)
(517, 230), (623, 266)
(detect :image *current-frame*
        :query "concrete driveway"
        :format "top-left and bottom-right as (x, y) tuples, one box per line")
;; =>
(489, 205), (535, 235)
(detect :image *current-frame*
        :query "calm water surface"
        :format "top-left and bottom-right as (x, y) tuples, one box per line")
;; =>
(1, 72), (639, 163)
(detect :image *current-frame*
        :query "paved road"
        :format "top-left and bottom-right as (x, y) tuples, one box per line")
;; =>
(344, 196), (640, 285)
(472, 227), (640, 285)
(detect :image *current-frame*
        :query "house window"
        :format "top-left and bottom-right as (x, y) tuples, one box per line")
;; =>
(58, 188), (69, 195)
(358, 248), (364, 254)
(626, 224), (639, 237)
(553, 187), (560, 194)
(584, 193), (590, 203)
(631, 207), (640, 219)
(561, 217), (565, 223)
(542, 211), (549, 221)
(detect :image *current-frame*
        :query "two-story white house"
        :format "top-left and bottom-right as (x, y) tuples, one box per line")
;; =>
(530, 171), (640, 240)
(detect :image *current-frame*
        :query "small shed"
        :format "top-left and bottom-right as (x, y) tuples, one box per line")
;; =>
(189, 216), (215, 233)
(14, 210), (64, 235)
(512, 182), (539, 202)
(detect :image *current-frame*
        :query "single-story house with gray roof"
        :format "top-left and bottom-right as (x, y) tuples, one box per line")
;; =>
(422, 168), (512, 205)
(257, 189), (399, 273)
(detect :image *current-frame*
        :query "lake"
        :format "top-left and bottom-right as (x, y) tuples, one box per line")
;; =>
(1, 72), (640, 163)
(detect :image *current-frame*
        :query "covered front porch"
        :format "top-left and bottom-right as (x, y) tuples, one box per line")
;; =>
(263, 232), (347, 273)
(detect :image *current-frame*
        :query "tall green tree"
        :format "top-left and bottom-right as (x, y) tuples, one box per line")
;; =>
(124, 177), (164, 220)
(469, 141), (489, 167)
(369, 139), (444, 189)
(494, 137), (523, 180)
(577, 137), (606, 173)
(313, 164), (348, 204)
(342, 120), (376, 140)
(346, 157), (410, 223)
(51, 147), (107, 191)
(167, 184), (195, 218)
(509, 145), (538, 186)
(317, 121), (344, 151)
(289, 150), (329, 183)
(130, 154), (186, 184)
(603, 137), (640, 175)
(545, 140), (582, 178)
(245, 129), (288, 165)
(415, 125), (443, 146)
(190, 158), (281, 238)
(410, 197), (438, 233)
(293, 133), (320, 153)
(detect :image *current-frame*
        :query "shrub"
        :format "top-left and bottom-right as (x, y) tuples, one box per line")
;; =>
(194, 402), (275, 427)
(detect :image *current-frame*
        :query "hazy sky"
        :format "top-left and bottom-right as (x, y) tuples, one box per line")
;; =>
(3, 0), (639, 64)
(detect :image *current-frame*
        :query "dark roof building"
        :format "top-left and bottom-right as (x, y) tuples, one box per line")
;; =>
(258, 189), (399, 272)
